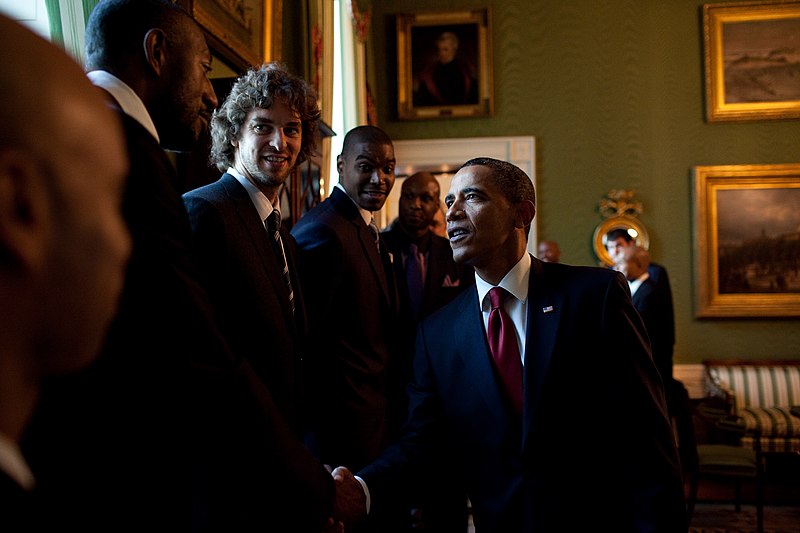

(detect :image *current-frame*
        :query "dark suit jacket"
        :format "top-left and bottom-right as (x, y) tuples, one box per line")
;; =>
(360, 257), (687, 532)
(22, 111), (333, 532)
(632, 277), (676, 393)
(291, 187), (404, 471)
(1, 469), (32, 530)
(648, 262), (675, 349)
(183, 173), (307, 434)
(381, 227), (474, 321)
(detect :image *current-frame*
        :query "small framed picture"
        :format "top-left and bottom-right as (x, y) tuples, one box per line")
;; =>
(396, 8), (493, 120)
(702, 1), (800, 122)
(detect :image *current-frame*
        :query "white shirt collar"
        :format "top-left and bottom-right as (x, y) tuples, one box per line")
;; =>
(227, 167), (278, 222)
(476, 252), (532, 311)
(0, 432), (35, 491)
(87, 70), (160, 143)
(628, 271), (650, 296)
(335, 182), (375, 227)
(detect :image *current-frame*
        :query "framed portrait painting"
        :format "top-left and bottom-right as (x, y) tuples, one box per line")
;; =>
(703, 1), (800, 122)
(396, 8), (493, 120)
(692, 163), (800, 317)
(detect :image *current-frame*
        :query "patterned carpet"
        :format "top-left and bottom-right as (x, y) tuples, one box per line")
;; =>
(689, 504), (800, 533)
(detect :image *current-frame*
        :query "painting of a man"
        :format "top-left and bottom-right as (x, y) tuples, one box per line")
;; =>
(412, 27), (479, 107)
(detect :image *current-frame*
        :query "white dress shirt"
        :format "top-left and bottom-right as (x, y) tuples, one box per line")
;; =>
(628, 271), (650, 297)
(86, 70), (159, 143)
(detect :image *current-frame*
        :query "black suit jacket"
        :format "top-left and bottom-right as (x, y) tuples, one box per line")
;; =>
(632, 278), (675, 390)
(22, 111), (333, 532)
(292, 187), (404, 471)
(1, 469), (32, 530)
(183, 173), (307, 433)
(360, 257), (687, 532)
(381, 227), (474, 320)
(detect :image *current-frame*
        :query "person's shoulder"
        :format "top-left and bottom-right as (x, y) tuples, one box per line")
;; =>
(182, 176), (226, 200)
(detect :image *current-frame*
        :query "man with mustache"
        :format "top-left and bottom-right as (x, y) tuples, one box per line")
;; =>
(292, 127), (408, 495)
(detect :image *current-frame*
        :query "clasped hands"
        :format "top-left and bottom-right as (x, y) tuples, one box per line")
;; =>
(324, 466), (367, 532)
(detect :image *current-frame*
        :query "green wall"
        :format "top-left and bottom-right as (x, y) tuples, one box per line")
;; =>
(368, 0), (800, 364)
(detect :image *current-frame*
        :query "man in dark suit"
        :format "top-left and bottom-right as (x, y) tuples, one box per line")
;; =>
(0, 13), (130, 521)
(292, 125), (405, 474)
(383, 171), (474, 324)
(22, 2), (339, 531)
(617, 245), (677, 409)
(333, 157), (687, 532)
(382, 171), (473, 531)
(182, 63), (319, 436)
(606, 228), (676, 381)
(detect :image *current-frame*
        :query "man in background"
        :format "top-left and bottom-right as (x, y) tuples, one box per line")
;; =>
(333, 157), (685, 532)
(382, 170), (473, 531)
(616, 245), (677, 409)
(183, 63), (319, 438)
(537, 239), (561, 263)
(0, 12), (130, 520)
(23, 1), (339, 530)
(606, 228), (675, 380)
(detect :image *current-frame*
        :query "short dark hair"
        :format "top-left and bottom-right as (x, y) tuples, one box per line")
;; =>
(209, 62), (321, 171)
(340, 125), (393, 158)
(606, 228), (634, 243)
(85, 0), (190, 72)
(459, 157), (535, 206)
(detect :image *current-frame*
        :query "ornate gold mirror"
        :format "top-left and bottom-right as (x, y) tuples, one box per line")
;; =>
(592, 216), (650, 266)
(593, 190), (649, 266)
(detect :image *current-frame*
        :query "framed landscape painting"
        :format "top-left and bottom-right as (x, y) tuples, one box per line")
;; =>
(703, 1), (800, 122)
(692, 163), (800, 317)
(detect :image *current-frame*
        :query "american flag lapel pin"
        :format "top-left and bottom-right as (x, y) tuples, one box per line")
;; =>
(542, 305), (554, 313)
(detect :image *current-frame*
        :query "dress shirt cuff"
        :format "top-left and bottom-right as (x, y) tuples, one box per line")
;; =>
(354, 475), (371, 515)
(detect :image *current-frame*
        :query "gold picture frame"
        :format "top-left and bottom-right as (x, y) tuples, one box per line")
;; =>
(187, 0), (272, 70)
(396, 8), (493, 120)
(692, 163), (800, 317)
(703, 1), (800, 122)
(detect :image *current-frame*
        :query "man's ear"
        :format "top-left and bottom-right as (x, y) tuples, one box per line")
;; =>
(336, 154), (344, 176)
(0, 149), (49, 271)
(515, 199), (535, 229)
(143, 28), (169, 77)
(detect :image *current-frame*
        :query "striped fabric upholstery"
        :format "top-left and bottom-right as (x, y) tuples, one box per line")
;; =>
(705, 362), (800, 454)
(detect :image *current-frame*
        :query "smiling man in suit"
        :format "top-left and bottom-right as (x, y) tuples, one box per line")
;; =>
(22, 3), (338, 530)
(333, 157), (687, 532)
(291, 126), (405, 476)
(183, 63), (319, 438)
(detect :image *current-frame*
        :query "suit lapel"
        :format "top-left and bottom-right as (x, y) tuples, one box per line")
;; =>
(330, 189), (393, 307)
(522, 257), (562, 448)
(222, 174), (296, 327)
(455, 289), (516, 428)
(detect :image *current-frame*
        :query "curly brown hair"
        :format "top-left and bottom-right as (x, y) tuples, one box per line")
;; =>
(209, 62), (320, 171)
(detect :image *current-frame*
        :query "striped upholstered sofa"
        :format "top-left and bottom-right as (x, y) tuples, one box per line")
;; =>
(703, 359), (800, 454)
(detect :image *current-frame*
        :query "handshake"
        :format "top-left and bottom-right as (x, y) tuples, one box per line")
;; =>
(324, 466), (367, 532)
